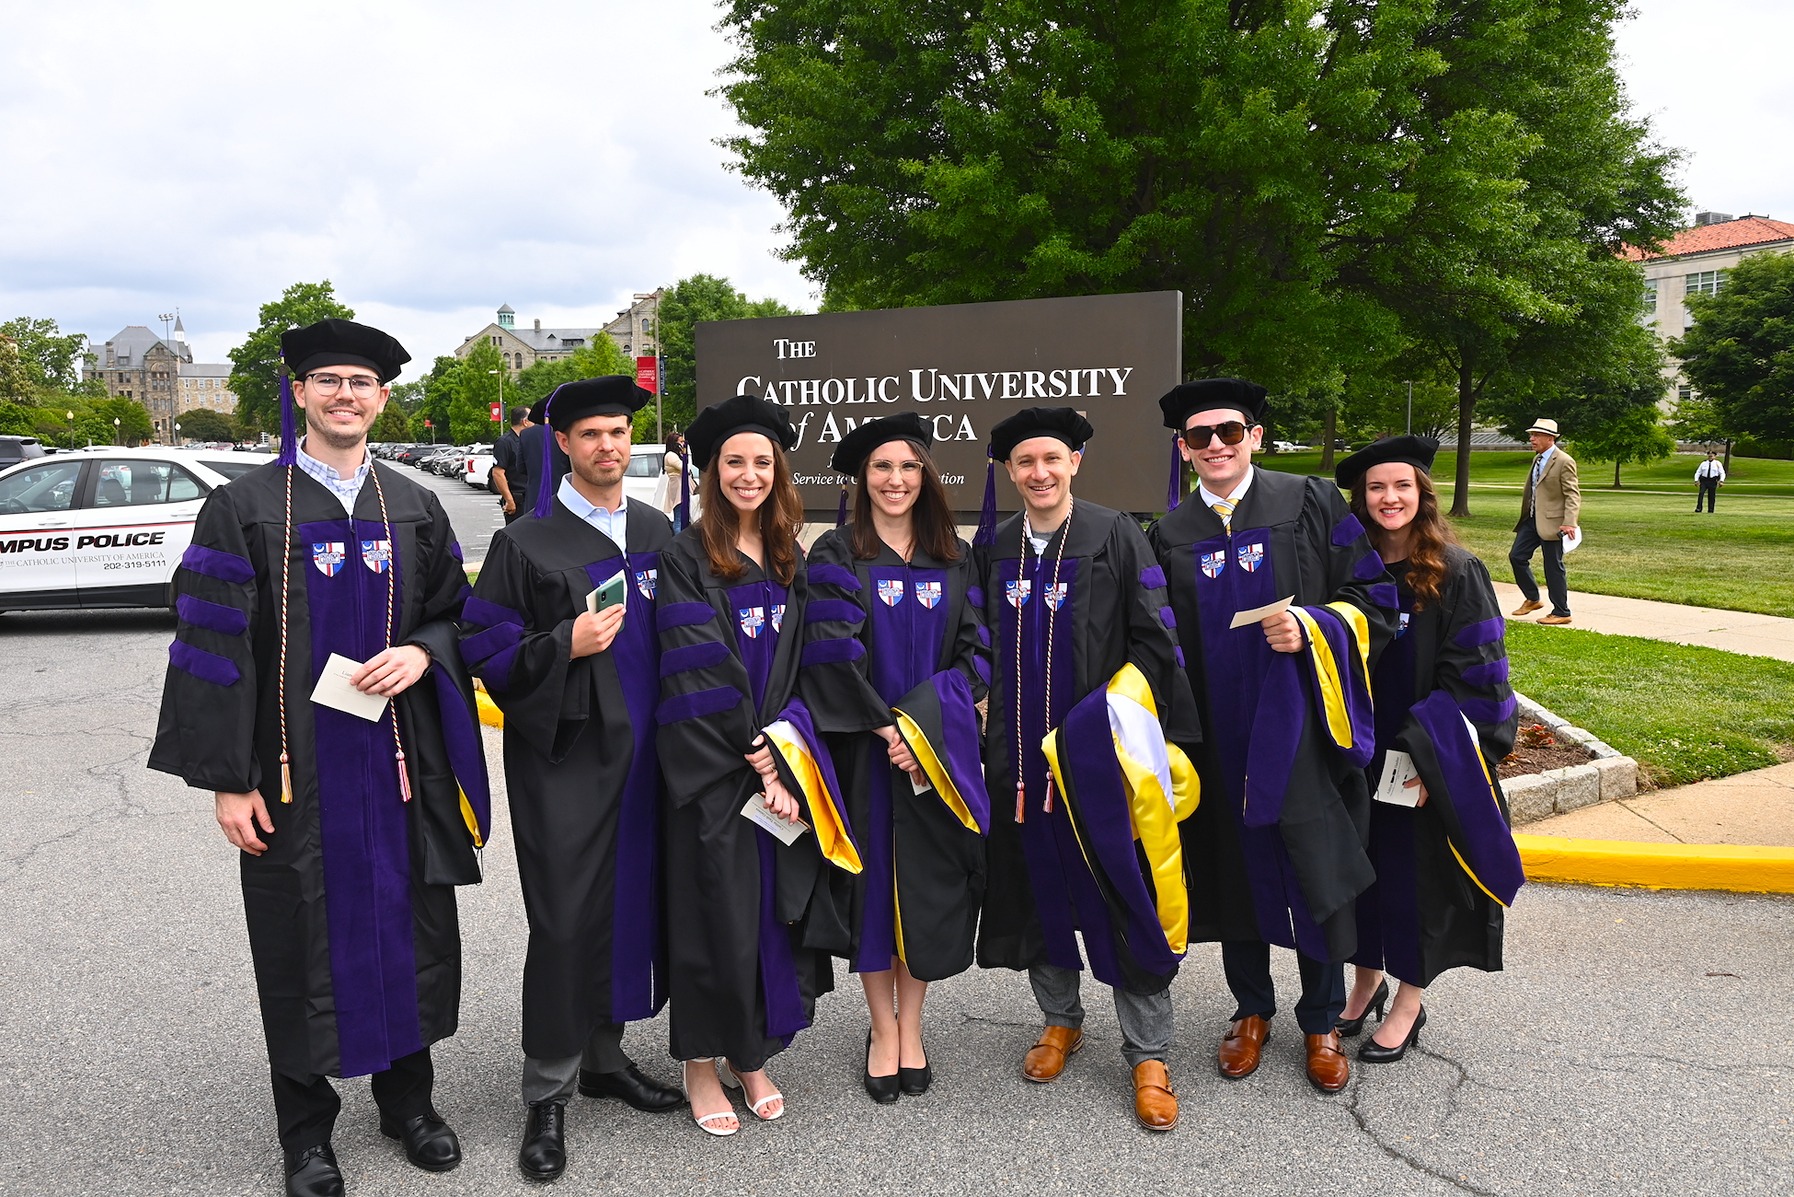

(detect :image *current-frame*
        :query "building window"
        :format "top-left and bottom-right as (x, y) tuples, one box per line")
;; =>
(1685, 270), (1724, 298)
(1640, 278), (1658, 314)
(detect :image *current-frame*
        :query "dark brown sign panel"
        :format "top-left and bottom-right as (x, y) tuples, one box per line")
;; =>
(694, 291), (1182, 516)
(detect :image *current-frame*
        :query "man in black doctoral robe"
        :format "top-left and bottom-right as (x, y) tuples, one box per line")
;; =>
(1150, 378), (1397, 1094)
(149, 319), (491, 1197)
(461, 376), (680, 1182)
(974, 407), (1195, 1132)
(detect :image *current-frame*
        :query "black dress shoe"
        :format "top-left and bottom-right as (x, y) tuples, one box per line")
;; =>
(518, 1100), (566, 1183)
(864, 1031), (900, 1104)
(577, 1063), (682, 1112)
(1335, 978), (1390, 1038)
(1359, 1006), (1427, 1063)
(378, 1108), (462, 1172)
(898, 1035), (932, 1095)
(283, 1143), (344, 1197)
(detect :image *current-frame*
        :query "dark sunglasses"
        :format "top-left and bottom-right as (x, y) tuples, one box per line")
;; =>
(1180, 421), (1253, 448)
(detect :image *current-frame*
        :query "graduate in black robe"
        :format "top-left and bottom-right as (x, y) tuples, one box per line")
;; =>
(655, 394), (845, 1136)
(1332, 437), (1524, 1064)
(149, 320), (490, 1196)
(973, 407), (1195, 1133)
(800, 413), (990, 1103)
(459, 377), (680, 1181)
(1149, 378), (1397, 1094)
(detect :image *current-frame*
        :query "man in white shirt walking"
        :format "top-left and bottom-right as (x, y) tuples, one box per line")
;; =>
(1694, 451), (1726, 513)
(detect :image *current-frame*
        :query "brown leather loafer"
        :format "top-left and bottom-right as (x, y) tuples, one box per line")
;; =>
(1131, 1060), (1178, 1131)
(1511, 600), (1544, 616)
(1217, 1015), (1270, 1079)
(1538, 613), (1573, 626)
(1306, 1031), (1350, 1092)
(1021, 1025), (1083, 1082)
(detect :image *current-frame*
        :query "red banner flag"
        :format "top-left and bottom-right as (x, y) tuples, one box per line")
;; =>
(635, 356), (659, 394)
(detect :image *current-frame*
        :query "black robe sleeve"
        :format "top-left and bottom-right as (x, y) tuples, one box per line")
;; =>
(462, 530), (586, 761)
(149, 484), (261, 793)
(1430, 551), (1520, 765)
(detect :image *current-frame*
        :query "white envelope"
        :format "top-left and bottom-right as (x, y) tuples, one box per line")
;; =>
(741, 792), (810, 845)
(1373, 750), (1422, 806)
(309, 653), (391, 722)
(1230, 595), (1294, 630)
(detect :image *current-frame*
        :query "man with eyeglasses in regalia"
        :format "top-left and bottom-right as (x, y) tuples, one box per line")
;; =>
(150, 319), (490, 1197)
(1148, 379), (1397, 1095)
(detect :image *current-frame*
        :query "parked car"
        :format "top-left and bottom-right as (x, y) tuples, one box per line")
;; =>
(0, 436), (47, 467)
(465, 452), (495, 489)
(0, 446), (274, 612)
(1270, 440), (1302, 454)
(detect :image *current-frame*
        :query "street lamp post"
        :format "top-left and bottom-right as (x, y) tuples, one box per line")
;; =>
(113, 416), (121, 446)
(1404, 380), (1413, 435)
(635, 290), (663, 441)
(174, 421), (182, 446)
(66, 411), (74, 452)
(488, 368), (503, 433)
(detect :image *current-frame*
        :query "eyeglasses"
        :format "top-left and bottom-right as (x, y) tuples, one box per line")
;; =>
(303, 372), (382, 397)
(1180, 421), (1252, 448)
(866, 459), (925, 478)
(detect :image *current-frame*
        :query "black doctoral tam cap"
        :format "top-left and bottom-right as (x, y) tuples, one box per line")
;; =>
(538, 375), (653, 432)
(281, 318), (411, 383)
(987, 407), (1094, 462)
(1333, 435), (1440, 490)
(1158, 378), (1268, 429)
(830, 412), (934, 476)
(686, 393), (798, 470)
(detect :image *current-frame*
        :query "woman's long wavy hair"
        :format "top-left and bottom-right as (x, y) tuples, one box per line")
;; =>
(848, 439), (962, 563)
(698, 432), (804, 585)
(1349, 466), (1457, 610)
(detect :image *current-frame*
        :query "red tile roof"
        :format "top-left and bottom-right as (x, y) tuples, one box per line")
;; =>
(1622, 216), (1794, 261)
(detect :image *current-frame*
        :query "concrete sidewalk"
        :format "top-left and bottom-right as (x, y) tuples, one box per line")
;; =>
(1492, 580), (1794, 662)
(1527, 760), (1794, 847)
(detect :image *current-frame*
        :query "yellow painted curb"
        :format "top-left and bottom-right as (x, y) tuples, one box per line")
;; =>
(475, 689), (504, 730)
(1515, 833), (1794, 895)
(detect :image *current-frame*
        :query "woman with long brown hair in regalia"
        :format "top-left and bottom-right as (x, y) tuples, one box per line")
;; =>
(655, 394), (842, 1136)
(1331, 437), (1525, 1063)
(801, 413), (990, 1104)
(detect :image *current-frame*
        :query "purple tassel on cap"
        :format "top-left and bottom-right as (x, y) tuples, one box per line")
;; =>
(973, 449), (998, 549)
(677, 452), (691, 530)
(1166, 432), (1182, 511)
(532, 383), (569, 520)
(276, 363), (297, 466)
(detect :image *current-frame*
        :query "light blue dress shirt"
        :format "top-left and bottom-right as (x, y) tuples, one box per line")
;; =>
(556, 476), (629, 546)
(296, 440), (371, 514)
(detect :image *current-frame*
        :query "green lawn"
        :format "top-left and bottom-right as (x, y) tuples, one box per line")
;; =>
(1503, 622), (1794, 788)
(1262, 450), (1794, 617)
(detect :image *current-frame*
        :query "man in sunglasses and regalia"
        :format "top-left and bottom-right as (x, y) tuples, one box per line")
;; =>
(150, 319), (490, 1197)
(1148, 379), (1397, 1095)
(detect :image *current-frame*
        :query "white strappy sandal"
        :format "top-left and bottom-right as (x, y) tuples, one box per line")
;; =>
(721, 1061), (785, 1121)
(681, 1058), (739, 1137)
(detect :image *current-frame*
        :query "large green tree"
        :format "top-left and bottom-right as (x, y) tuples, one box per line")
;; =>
(656, 274), (800, 432)
(227, 282), (355, 433)
(175, 409), (237, 443)
(1673, 249), (1794, 445)
(0, 316), (90, 393)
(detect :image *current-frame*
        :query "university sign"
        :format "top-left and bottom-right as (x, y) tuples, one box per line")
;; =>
(694, 291), (1182, 515)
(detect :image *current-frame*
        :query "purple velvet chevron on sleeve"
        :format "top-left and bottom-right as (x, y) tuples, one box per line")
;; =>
(1330, 513), (1367, 547)
(657, 601), (716, 632)
(169, 639), (240, 687)
(803, 599), (865, 625)
(180, 543), (254, 584)
(807, 563), (861, 591)
(1454, 616), (1505, 649)
(661, 640), (731, 677)
(801, 638), (866, 666)
(176, 593), (248, 636)
(658, 685), (744, 725)
(1139, 564), (1167, 590)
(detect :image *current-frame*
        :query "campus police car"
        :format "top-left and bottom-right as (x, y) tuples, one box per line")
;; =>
(0, 447), (273, 612)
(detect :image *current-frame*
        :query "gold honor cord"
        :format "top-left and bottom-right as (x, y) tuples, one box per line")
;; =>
(274, 456), (404, 807)
(1013, 501), (1072, 823)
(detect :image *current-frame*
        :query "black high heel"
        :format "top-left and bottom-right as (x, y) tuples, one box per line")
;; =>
(1335, 979), (1389, 1038)
(898, 1035), (932, 1096)
(863, 1032), (899, 1104)
(1358, 1005), (1426, 1063)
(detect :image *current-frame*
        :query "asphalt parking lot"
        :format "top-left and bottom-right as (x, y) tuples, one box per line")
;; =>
(0, 482), (1790, 1196)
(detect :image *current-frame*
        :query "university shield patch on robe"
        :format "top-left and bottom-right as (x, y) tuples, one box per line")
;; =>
(877, 579), (905, 606)
(771, 603), (786, 634)
(360, 539), (393, 573)
(635, 569), (657, 600)
(1200, 549), (1226, 578)
(915, 580), (943, 608)
(1006, 578), (1032, 607)
(1237, 542), (1265, 573)
(1045, 581), (1069, 610)
(739, 606), (766, 638)
(312, 541), (346, 576)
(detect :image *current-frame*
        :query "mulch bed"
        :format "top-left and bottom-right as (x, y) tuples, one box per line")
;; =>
(1497, 734), (1595, 779)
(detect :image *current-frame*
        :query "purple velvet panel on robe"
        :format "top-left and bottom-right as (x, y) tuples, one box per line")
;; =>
(181, 541), (254, 584)
(169, 638), (240, 686)
(931, 670), (991, 834)
(176, 592), (249, 636)
(1410, 689), (1526, 906)
(1330, 513), (1367, 547)
(583, 551), (667, 1018)
(1355, 605), (1423, 981)
(300, 516), (422, 1079)
(997, 554), (1118, 977)
(1056, 685), (1181, 983)
(1187, 527), (1332, 958)
(1455, 616), (1505, 649)
(728, 579), (805, 1039)
(427, 668), (492, 845)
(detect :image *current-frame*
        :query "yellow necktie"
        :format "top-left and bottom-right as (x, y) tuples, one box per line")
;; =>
(1211, 497), (1235, 532)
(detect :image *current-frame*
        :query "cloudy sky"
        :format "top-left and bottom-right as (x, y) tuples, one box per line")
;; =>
(3, 1), (1789, 383)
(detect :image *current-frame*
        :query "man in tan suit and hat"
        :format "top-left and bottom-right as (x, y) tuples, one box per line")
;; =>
(1509, 418), (1579, 626)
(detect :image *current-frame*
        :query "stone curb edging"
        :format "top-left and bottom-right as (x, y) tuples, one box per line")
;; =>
(1503, 691), (1639, 824)
(470, 685), (1791, 893)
